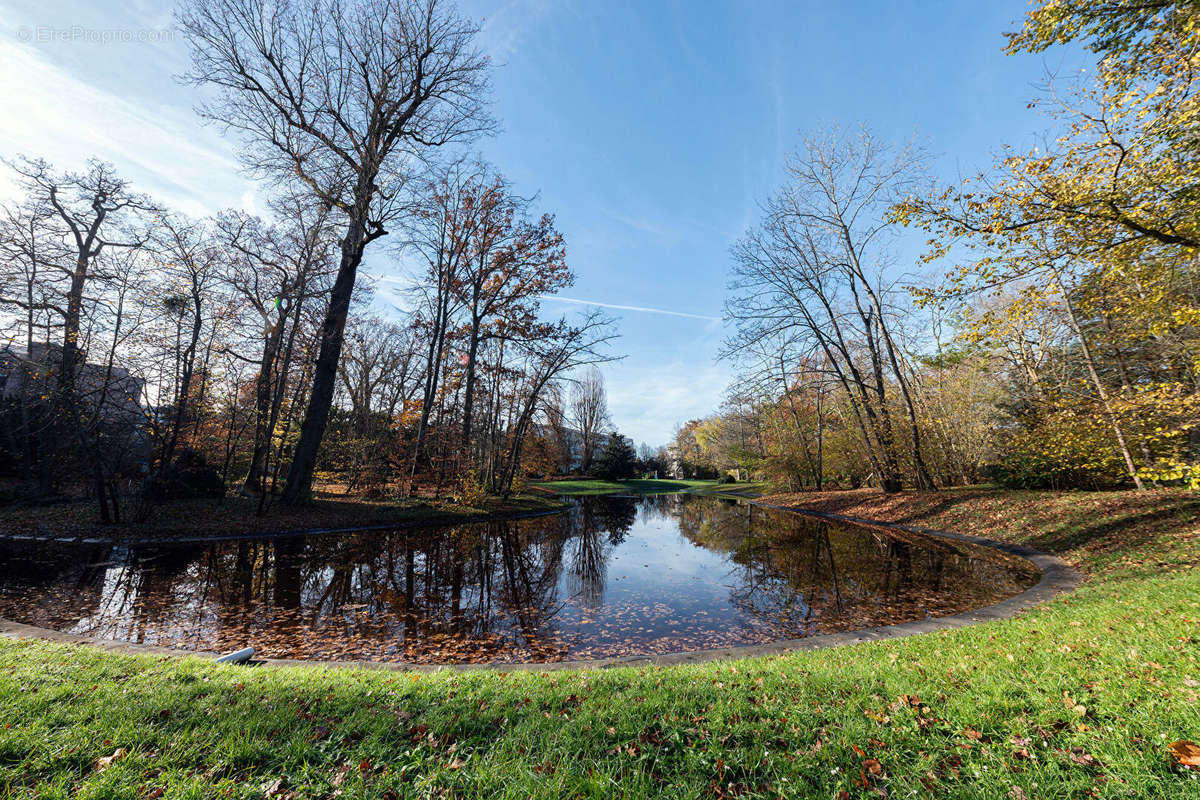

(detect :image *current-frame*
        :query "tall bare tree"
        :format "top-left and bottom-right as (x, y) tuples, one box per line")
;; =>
(215, 200), (336, 496)
(570, 366), (610, 473)
(727, 125), (935, 492)
(179, 0), (493, 504)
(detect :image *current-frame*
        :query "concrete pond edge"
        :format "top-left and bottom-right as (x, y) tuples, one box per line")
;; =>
(0, 498), (1083, 673)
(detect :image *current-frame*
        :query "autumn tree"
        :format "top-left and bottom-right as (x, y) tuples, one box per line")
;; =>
(452, 167), (571, 460)
(895, 0), (1200, 489)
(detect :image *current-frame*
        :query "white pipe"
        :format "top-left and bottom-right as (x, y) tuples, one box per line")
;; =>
(215, 647), (255, 664)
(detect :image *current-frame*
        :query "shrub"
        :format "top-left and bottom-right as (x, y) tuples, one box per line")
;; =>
(148, 450), (226, 500)
(454, 470), (488, 508)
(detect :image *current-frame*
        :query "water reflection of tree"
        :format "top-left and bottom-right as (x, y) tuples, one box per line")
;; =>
(0, 496), (1036, 662)
(562, 496), (635, 609)
(672, 497), (1029, 637)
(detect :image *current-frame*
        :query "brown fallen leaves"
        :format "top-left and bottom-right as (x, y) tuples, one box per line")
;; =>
(263, 777), (294, 799)
(94, 747), (127, 771)
(1169, 740), (1200, 771)
(1058, 747), (1101, 768)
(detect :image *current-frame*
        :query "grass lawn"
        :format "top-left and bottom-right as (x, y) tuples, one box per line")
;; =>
(1, 487), (1199, 798)
(0, 490), (567, 541)
(530, 478), (770, 496)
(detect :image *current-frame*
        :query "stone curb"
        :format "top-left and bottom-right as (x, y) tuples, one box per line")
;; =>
(0, 500), (1082, 672)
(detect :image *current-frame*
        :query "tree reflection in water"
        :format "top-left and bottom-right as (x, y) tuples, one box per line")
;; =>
(0, 495), (1038, 663)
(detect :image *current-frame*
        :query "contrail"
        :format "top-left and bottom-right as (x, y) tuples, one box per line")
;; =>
(368, 274), (720, 321)
(537, 295), (720, 321)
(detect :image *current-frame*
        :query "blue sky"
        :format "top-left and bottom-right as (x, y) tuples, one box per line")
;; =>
(0, 0), (1087, 447)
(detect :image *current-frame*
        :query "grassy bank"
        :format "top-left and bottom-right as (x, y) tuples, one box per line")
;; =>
(531, 478), (771, 496)
(1, 488), (1199, 798)
(0, 490), (567, 541)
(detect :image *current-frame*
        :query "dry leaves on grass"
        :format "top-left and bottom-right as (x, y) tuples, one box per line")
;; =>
(1056, 747), (1102, 768)
(94, 748), (127, 771)
(1169, 740), (1200, 771)
(263, 777), (294, 799)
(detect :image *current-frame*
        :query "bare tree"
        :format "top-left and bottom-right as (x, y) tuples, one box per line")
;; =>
(570, 366), (610, 474)
(0, 158), (153, 517)
(5, 158), (153, 406)
(178, 0), (493, 504)
(215, 200), (336, 496)
(402, 161), (475, 489)
(497, 314), (618, 493)
(726, 125), (935, 493)
(337, 314), (423, 489)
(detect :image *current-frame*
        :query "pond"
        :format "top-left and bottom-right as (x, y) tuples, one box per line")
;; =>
(0, 494), (1039, 664)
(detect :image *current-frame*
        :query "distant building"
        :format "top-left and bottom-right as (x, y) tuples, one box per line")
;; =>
(0, 343), (146, 428)
(530, 423), (614, 473)
(663, 444), (683, 479)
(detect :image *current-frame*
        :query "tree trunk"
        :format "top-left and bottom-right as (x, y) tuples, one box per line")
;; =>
(280, 211), (368, 505)
(1057, 275), (1144, 489)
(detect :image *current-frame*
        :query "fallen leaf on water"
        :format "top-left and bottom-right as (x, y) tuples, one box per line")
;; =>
(1169, 741), (1200, 770)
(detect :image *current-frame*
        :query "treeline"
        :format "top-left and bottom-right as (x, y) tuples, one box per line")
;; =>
(0, 0), (616, 521)
(684, 0), (1199, 492)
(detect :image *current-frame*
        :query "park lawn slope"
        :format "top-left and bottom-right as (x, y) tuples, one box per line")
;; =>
(1, 487), (1199, 798)
(530, 478), (720, 495)
(757, 486), (1200, 578)
(530, 478), (771, 496)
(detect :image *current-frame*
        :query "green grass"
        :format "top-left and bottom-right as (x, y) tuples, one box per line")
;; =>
(530, 478), (771, 496)
(531, 478), (721, 495)
(1, 489), (1199, 798)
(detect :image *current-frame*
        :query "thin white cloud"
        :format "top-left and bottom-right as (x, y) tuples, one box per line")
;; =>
(0, 41), (249, 215)
(472, 0), (562, 59)
(368, 274), (721, 322)
(538, 294), (720, 321)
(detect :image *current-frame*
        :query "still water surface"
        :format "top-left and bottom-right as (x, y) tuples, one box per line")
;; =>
(0, 494), (1038, 663)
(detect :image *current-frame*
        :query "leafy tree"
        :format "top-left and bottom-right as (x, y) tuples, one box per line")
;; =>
(594, 433), (638, 481)
(894, 0), (1200, 489)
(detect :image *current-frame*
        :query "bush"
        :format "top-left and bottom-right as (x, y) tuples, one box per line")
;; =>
(454, 470), (488, 508)
(147, 450), (226, 501)
(718, 474), (737, 484)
